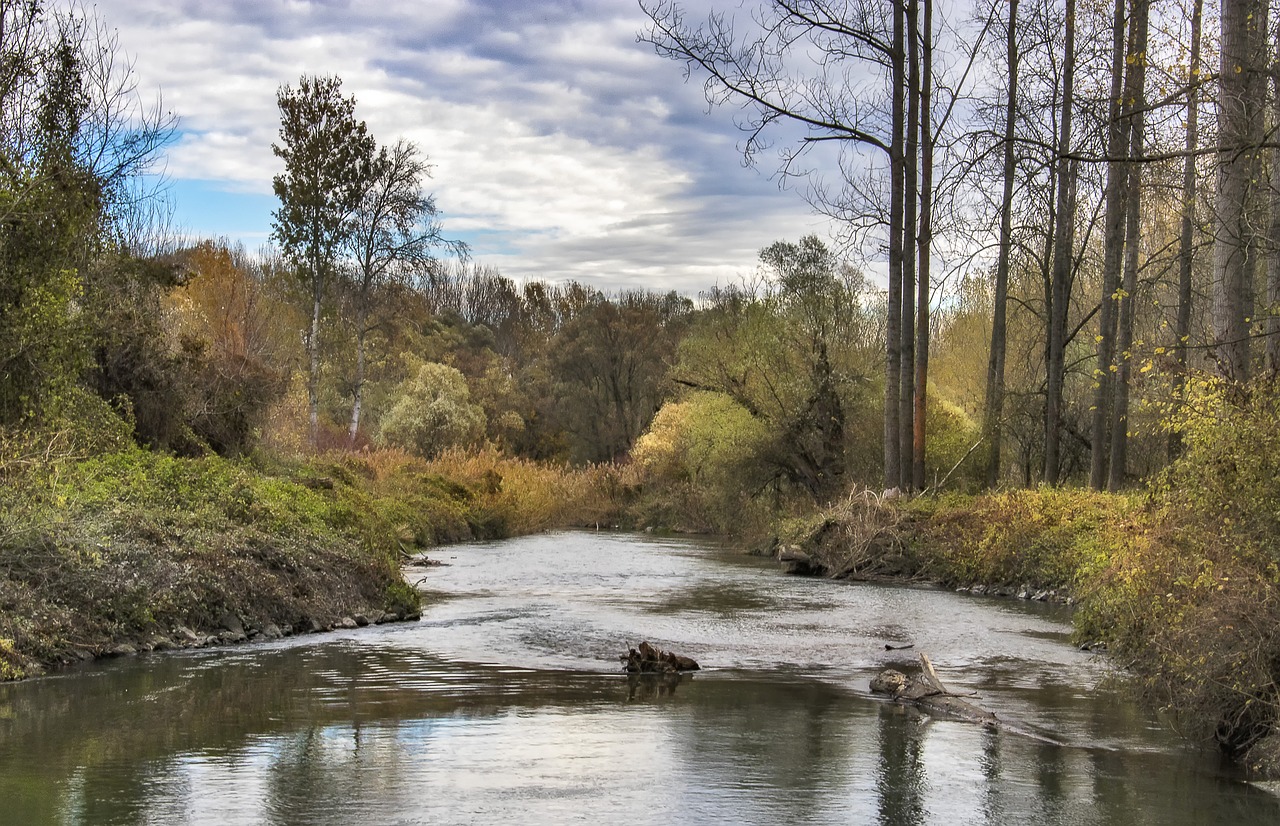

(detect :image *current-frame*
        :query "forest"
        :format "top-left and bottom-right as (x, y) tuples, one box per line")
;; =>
(3, 0), (1280, 776)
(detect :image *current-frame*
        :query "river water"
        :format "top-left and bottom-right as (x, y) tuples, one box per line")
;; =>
(1, 531), (1276, 825)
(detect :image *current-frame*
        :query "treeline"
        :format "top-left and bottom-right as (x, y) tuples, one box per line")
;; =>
(641, 0), (1280, 493)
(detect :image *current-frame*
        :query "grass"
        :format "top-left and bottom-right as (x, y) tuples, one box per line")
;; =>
(0, 442), (624, 681)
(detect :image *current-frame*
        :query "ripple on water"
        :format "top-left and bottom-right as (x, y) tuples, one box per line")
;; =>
(3, 530), (1277, 826)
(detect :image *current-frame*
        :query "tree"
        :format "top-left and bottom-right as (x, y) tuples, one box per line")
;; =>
(551, 289), (690, 463)
(1212, 0), (1269, 381)
(272, 74), (376, 447)
(342, 138), (465, 446)
(673, 237), (878, 499)
(170, 242), (294, 454)
(0, 0), (173, 427)
(980, 0), (1019, 488)
(1041, 0), (1078, 486)
(1172, 0), (1204, 449)
(640, 0), (908, 490)
(377, 360), (485, 458)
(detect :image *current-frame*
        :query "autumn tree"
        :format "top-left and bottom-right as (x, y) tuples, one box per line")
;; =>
(272, 74), (376, 447)
(0, 0), (173, 428)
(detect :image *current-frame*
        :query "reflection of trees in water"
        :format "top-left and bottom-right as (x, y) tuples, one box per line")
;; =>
(875, 705), (927, 825)
(662, 677), (864, 823)
(263, 724), (419, 825)
(0, 643), (614, 821)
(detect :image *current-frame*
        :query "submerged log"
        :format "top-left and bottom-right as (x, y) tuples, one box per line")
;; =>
(870, 653), (997, 725)
(621, 641), (701, 674)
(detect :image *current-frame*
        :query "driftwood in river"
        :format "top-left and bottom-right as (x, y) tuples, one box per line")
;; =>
(870, 653), (997, 724)
(620, 641), (700, 674)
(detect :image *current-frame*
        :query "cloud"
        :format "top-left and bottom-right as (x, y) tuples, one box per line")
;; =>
(107, 0), (835, 294)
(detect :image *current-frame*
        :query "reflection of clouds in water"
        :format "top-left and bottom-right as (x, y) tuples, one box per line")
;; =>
(7, 531), (1277, 825)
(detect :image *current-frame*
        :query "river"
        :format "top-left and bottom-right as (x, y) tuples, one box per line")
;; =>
(1, 531), (1276, 824)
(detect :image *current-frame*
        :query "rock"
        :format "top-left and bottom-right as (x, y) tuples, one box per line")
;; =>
(217, 611), (245, 636)
(303, 617), (324, 633)
(621, 641), (700, 674)
(353, 614), (370, 627)
(174, 626), (200, 644)
(338, 617), (358, 630)
(377, 612), (399, 624)
(218, 630), (247, 644)
(105, 643), (136, 657)
(871, 669), (909, 695)
(777, 545), (818, 575)
(403, 611), (421, 621)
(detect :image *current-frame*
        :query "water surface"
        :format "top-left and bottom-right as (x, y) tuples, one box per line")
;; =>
(0, 531), (1274, 824)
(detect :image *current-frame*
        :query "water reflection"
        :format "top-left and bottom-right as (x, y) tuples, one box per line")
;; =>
(1, 531), (1279, 824)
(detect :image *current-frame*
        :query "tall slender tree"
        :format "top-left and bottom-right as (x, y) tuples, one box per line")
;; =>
(272, 75), (376, 447)
(1212, 0), (1269, 382)
(1172, 0), (1203, 458)
(1043, 0), (1078, 484)
(981, 0), (1020, 489)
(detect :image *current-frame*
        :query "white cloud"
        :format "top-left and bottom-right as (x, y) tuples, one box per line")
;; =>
(107, 0), (836, 294)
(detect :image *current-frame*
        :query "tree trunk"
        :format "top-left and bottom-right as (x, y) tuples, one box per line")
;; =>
(348, 310), (367, 447)
(1044, 0), (1078, 485)
(1107, 0), (1148, 492)
(982, 0), (1019, 489)
(1267, 54), (1280, 377)
(900, 0), (920, 491)
(1089, 0), (1130, 490)
(308, 260), (322, 449)
(885, 0), (906, 491)
(1212, 0), (1268, 382)
(913, 0), (933, 492)
(1172, 0), (1202, 459)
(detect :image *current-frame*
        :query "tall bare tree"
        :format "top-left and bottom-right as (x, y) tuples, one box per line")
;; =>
(1212, 0), (1269, 382)
(342, 138), (466, 445)
(913, 0), (934, 491)
(981, 0), (1020, 488)
(1043, 0), (1079, 485)
(1172, 0), (1203, 457)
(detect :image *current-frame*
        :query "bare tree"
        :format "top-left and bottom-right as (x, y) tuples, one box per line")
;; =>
(1043, 0), (1079, 485)
(981, 0), (1019, 488)
(1212, 0), (1269, 381)
(341, 138), (466, 445)
(1171, 0), (1203, 457)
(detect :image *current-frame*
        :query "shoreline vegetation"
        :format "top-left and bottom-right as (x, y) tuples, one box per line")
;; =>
(5, 422), (1280, 779)
(0, 443), (621, 683)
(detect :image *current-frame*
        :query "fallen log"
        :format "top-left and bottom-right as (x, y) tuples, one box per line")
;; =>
(620, 641), (700, 674)
(870, 653), (996, 725)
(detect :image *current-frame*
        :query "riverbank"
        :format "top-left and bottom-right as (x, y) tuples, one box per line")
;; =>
(0, 446), (620, 681)
(770, 484), (1280, 778)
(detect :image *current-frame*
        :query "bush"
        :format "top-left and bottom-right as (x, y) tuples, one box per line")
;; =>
(629, 392), (777, 534)
(378, 361), (486, 458)
(1076, 379), (1280, 775)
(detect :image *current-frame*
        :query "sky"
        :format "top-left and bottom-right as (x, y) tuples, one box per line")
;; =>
(105, 0), (836, 295)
